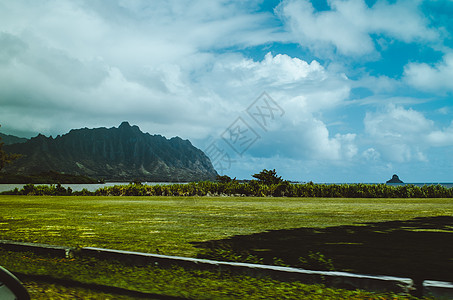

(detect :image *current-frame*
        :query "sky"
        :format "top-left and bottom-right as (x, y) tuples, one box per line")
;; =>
(1, 0), (453, 183)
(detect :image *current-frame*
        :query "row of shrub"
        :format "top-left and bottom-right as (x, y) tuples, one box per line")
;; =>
(2, 183), (74, 196)
(92, 181), (453, 197)
(3, 181), (453, 198)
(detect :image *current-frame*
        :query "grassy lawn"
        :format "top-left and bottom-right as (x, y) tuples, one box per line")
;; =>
(1, 195), (452, 257)
(0, 195), (452, 298)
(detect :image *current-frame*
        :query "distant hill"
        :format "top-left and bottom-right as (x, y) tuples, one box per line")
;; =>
(386, 174), (404, 184)
(0, 132), (28, 145)
(3, 122), (218, 182)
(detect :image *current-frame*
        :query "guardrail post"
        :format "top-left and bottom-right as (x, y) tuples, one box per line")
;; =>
(411, 277), (423, 298)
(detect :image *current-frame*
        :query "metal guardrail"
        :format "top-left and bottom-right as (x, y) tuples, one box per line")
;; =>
(80, 247), (415, 294)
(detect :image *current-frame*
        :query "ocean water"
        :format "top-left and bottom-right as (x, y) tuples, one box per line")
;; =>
(386, 182), (453, 188)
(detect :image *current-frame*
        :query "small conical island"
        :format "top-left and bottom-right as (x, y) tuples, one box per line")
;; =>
(386, 174), (404, 184)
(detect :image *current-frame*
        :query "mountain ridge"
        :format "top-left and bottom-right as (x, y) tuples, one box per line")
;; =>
(0, 132), (28, 145)
(3, 122), (217, 182)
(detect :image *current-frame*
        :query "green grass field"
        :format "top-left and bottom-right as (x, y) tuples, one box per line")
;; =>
(1, 195), (452, 256)
(1, 195), (452, 298)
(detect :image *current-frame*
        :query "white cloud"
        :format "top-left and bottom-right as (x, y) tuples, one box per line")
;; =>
(362, 148), (380, 161)
(289, 117), (357, 161)
(198, 53), (337, 101)
(353, 74), (399, 94)
(276, 0), (438, 57)
(404, 52), (453, 93)
(0, 0), (280, 136)
(193, 52), (356, 161)
(0, 0), (282, 78)
(365, 105), (433, 139)
(0, 32), (28, 64)
(364, 104), (453, 163)
(426, 122), (453, 147)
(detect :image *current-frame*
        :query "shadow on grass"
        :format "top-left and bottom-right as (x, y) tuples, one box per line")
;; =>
(192, 216), (453, 282)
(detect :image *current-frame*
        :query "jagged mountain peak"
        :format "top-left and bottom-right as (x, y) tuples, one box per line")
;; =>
(119, 121), (131, 128)
(3, 123), (217, 182)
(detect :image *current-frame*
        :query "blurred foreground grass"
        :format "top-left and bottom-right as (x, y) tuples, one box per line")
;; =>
(1, 249), (420, 300)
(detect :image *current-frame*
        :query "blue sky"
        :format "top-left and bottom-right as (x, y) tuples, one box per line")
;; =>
(1, 0), (453, 183)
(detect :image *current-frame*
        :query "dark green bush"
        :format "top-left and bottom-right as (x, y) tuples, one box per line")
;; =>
(2, 183), (73, 196)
